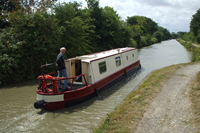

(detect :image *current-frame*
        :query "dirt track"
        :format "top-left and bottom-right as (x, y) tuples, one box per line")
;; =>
(132, 63), (200, 133)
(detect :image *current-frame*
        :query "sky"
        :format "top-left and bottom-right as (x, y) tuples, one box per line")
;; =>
(58, 0), (200, 33)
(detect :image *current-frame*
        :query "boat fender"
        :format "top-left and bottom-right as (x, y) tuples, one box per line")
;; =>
(95, 88), (99, 97)
(53, 79), (58, 92)
(34, 100), (46, 109)
(124, 71), (128, 77)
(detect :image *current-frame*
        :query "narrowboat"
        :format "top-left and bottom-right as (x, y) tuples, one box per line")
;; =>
(34, 47), (141, 110)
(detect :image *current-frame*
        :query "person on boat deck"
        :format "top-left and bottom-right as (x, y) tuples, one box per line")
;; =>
(56, 47), (69, 91)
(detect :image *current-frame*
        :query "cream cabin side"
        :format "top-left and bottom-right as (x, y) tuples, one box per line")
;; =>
(89, 48), (138, 84)
(89, 53), (124, 84)
(121, 49), (138, 67)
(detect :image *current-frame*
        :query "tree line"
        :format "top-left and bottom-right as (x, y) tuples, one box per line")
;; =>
(0, 0), (171, 85)
(178, 8), (200, 43)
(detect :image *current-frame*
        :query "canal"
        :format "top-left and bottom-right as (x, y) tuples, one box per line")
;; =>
(0, 40), (192, 133)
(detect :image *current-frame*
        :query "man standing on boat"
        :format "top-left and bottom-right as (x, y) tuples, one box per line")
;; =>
(56, 47), (69, 91)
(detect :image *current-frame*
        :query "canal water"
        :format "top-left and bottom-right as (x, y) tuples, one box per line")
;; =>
(0, 40), (192, 133)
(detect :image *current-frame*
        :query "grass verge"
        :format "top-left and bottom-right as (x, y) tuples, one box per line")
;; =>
(94, 64), (188, 133)
(177, 39), (200, 62)
(190, 71), (200, 131)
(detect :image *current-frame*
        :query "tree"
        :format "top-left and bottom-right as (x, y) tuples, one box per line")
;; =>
(127, 16), (158, 36)
(190, 8), (200, 36)
(85, 0), (105, 51)
(152, 31), (163, 42)
(158, 26), (171, 40)
(171, 32), (178, 39)
(120, 21), (135, 47)
(0, 11), (61, 84)
(145, 17), (158, 35)
(177, 31), (187, 38)
(86, 0), (127, 51)
(100, 6), (122, 49)
(53, 2), (93, 57)
(0, 0), (17, 28)
(127, 16), (138, 25)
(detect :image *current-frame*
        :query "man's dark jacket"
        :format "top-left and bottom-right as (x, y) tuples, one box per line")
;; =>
(56, 52), (66, 71)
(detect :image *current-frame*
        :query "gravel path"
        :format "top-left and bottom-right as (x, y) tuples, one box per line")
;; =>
(133, 63), (200, 133)
(192, 43), (200, 48)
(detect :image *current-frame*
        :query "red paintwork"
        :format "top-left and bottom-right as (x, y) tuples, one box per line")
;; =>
(37, 59), (140, 110)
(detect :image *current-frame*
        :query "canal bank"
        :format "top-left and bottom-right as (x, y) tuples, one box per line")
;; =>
(94, 62), (200, 133)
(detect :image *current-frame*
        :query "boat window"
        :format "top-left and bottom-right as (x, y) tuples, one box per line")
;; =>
(115, 57), (121, 67)
(99, 61), (107, 74)
(132, 54), (134, 58)
(126, 56), (128, 60)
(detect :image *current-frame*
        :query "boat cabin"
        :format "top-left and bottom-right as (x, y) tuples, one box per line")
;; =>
(65, 47), (138, 85)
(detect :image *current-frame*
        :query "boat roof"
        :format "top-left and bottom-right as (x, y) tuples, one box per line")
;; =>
(67, 47), (136, 63)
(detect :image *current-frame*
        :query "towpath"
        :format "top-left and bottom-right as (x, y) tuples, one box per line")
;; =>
(192, 43), (200, 47)
(132, 63), (200, 133)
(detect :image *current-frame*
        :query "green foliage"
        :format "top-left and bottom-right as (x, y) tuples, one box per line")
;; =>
(54, 2), (93, 57)
(86, 0), (104, 51)
(140, 35), (152, 47)
(0, 2), (94, 85)
(145, 34), (152, 46)
(171, 32), (178, 39)
(127, 16), (158, 35)
(182, 8), (200, 45)
(190, 8), (200, 36)
(127, 16), (137, 25)
(86, 0), (132, 51)
(100, 6), (122, 49)
(0, 1), (172, 85)
(197, 33), (200, 44)
(181, 32), (199, 43)
(151, 37), (158, 44)
(158, 26), (171, 40)
(177, 39), (200, 62)
(140, 36), (147, 47)
(0, 0), (16, 28)
(152, 31), (163, 42)
(129, 38), (137, 47)
(120, 21), (135, 47)
(127, 15), (170, 48)
(0, 11), (61, 84)
(177, 31), (187, 38)
(145, 17), (158, 35)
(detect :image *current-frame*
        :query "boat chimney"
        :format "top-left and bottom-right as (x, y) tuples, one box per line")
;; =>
(117, 49), (120, 53)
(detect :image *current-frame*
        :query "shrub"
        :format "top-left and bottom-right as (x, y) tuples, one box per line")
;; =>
(140, 36), (147, 47)
(152, 31), (163, 42)
(151, 37), (158, 44)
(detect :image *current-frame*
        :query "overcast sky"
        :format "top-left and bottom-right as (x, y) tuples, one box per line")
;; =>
(58, 0), (200, 33)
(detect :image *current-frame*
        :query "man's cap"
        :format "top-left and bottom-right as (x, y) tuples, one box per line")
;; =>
(60, 47), (66, 51)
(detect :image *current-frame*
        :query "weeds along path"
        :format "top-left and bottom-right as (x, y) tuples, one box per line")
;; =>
(133, 63), (200, 133)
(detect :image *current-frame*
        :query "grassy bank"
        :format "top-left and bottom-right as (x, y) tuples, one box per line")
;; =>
(177, 39), (200, 62)
(190, 71), (200, 130)
(94, 64), (188, 133)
